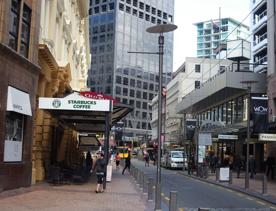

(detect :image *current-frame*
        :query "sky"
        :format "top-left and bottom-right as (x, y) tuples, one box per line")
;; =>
(173, 0), (251, 71)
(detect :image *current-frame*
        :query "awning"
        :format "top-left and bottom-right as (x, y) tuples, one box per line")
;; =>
(7, 86), (32, 116)
(39, 92), (133, 133)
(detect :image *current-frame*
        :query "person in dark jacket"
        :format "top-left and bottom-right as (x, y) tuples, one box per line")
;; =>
(249, 155), (256, 178)
(122, 151), (131, 175)
(93, 153), (106, 193)
(266, 154), (275, 179)
(86, 151), (93, 173)
(234, 154), (242, 178)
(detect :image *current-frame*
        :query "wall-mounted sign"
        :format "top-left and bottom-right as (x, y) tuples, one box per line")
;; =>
(198, 133), (212, 145)
(218, 134), (238, 140)
(259, 133), (276, 142)
(39, 92), (112, 112)
(6, 86), (32, 116)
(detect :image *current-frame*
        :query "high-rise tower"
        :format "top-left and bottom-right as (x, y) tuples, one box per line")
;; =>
(88, 0), (175, 140)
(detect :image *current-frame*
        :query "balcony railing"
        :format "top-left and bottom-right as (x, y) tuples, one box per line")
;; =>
(253, 10), (267, 25)
(253, 32), (267, 46)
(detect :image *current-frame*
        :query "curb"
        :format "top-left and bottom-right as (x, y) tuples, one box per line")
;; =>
(178, 171), (276, 206)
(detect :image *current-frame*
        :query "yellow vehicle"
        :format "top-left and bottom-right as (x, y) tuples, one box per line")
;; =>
(117, 146), (130, 159)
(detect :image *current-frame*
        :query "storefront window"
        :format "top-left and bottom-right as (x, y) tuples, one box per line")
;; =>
(4, 111), (24, 162)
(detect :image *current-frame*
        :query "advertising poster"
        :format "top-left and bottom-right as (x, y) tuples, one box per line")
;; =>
(251, 97), (268, 134)
(198, 145), (206, 163)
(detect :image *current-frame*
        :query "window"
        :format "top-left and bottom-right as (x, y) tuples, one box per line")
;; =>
(133, 0), (137, 7)
(115, 86), (121, 94)
(94, 6), (99, 13)
(119, 3), (124, 11)
(136, 101), (141, 108)
(123, 88), (128, 96)
(126, 0), (131, 4)
(123, 77), (128, 85)
(151, 7), (156, 15)
(9, 1), (31, 58)
(149, 93), (154, 100)
(139, 11), (144, 19)
(195, 64), (201, 73)
(143, 92), (147, 100)
(109, 3), (114, 10)
(142, 102), (147, 109)
(143, 82), (148, 89)
(137, 80), (141, 88)
(139, 2), (144, 9)
(157, 10), (162, 17)
(151, 17), (156, 24)
(126, 6), (131, 13)
(100, 25), (106, 33)
(133, 9), (137, 16)
(20, 4), (32, 57)
(93, 26), (98, 33)
(129, 99), (134, 105)
(130, 89), (135, 97)
(116, 76), (121, 84)
(146, 4), (150, 12)
(130, 79), (135, 87)
(122, 98), (128, 104)
(101, 4), (107, 12)
(4, 111), (24, 162)
(136, 91), (141, 98)
(142, 112), (147, 119)
(9, 0), (21, 51)
(145, 14), (150, 21)
(195, 81), (200, 89)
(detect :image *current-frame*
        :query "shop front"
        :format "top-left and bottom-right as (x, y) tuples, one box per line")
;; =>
(0, 44), (40, 191)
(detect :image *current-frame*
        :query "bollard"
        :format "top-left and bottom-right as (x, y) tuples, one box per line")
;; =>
(139, 172), (144, 189)
(143, 174), (148, 194)
(148, 177), (154, 201)
(215, 168), (219, 181)
(229, 170), (233, 184)
(262, 174), (267, 195)
(169, 191), (177, 211)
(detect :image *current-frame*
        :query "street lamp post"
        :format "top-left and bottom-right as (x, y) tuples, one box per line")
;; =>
(240, 80), (257, 190)
(146, 24), (177, 210)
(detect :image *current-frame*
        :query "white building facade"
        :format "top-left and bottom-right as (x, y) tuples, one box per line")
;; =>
(251, 0), (267, 73)
(195, 18), (250, 59)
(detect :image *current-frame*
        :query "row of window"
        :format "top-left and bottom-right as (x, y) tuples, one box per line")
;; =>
(115, 86), (155, 101)
(116, 76), (158, 92)
(119, 3), (171, 24)
(119, 0), (172, 21)
(89, 3), (115, 15)
(198, 96), (246, 125)
(92, 23), (114, 34)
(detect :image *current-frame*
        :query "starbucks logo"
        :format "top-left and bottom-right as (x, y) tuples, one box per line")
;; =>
(52, 99), (61, 108)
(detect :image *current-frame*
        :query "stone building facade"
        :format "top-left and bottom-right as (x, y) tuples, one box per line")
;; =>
(32, 0), (90, 183)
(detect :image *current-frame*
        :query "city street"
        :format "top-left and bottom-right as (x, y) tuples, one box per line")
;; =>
(131, 159), (276, 210)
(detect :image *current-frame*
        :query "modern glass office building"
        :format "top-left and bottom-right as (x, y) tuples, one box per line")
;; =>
(88, 0), (175, 139)
(195, 18), (250, 58)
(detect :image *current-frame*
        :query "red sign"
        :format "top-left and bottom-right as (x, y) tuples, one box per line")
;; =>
(80, 91), (118, 103)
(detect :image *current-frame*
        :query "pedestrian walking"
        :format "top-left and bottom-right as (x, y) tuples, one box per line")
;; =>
(93, 153), (106, 193)
(114, 152), (121, 171)
(234, 154), (242, 178)
(122, 151), (131, 175)
(144, 150), (150, 167)
(86, 151), (93, 174)
(266, 154), (275, 179)
(249, 155), (256, 178)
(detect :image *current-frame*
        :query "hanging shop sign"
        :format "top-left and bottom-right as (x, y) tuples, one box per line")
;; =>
(80, 91), (118, 104)
(198, 133), (212, 145)
(6, 86), (32, 116)
(259, 133), (276, 142)
(252, 96), (268, 134)
(39, 92), (112, 112)
(218, 134), (238, 140)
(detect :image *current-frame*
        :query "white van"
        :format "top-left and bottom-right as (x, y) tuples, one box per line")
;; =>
(161, 151), (187, 169)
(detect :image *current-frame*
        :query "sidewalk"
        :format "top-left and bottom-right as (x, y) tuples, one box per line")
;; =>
(0, 163), (151, 211)
(179, 170), (276, 205)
